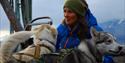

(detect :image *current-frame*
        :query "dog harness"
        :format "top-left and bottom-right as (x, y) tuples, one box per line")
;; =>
(15, 38), (55, 62)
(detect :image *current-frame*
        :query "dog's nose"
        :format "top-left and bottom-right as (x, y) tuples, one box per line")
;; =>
(118, 46), (123, 51)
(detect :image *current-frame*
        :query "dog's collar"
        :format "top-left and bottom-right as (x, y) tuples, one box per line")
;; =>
(35, 44), (53, 52)
(31, 44), (53, 52)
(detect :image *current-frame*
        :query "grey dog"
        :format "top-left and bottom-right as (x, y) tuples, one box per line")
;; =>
(62, 27), (125, 63)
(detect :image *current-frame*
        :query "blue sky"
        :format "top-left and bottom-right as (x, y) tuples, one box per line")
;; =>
(0, 0), (125, 38)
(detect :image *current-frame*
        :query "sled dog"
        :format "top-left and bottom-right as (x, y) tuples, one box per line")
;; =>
(0, 24), (58, 63)
(77, 27), (125, 63)
(62, 27), (125, 63)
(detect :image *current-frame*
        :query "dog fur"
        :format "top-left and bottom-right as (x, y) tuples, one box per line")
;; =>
(77, 27), (125, 63)
(0, 24), (58, 63)
(0, 31), (34, 63)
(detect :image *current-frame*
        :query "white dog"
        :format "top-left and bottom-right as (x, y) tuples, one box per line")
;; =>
(0, 24), (58, 63)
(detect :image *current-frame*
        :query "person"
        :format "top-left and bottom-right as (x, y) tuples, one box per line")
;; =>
(56, 0), (102, 51)
(56, 0), (114, 63)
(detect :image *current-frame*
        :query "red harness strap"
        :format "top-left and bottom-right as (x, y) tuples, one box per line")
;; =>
(64, 32), (73, 48)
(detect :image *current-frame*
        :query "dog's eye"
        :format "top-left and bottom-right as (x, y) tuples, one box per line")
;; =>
(39, 38), (43, 41)
(107, 40), (112, 42)
(105, 40), (112, 45)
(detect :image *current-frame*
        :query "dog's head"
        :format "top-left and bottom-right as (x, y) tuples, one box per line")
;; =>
(90, 27), (124, 55)
(32, 24), (58, 46)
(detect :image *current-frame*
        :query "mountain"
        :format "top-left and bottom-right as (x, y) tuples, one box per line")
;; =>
(99, 19), (125, 44)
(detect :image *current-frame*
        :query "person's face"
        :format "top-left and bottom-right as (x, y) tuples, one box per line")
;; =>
(64, 7), (78, 26)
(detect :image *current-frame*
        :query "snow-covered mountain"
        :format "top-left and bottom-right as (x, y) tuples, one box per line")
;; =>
(99, 19), (125, 44)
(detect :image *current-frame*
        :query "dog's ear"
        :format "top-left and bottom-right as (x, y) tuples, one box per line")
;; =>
(50, 26), (58, 39)
(90, 27), (99, 37)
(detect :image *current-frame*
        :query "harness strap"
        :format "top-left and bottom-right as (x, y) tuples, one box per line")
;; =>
(64, 37), (70, 48)
(33, 43), (54, 57)
(15, 52), (39, 62)
(15, 44), (53, 62)
(34, 45), (41, 59)
(64, 23), (79, 48)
